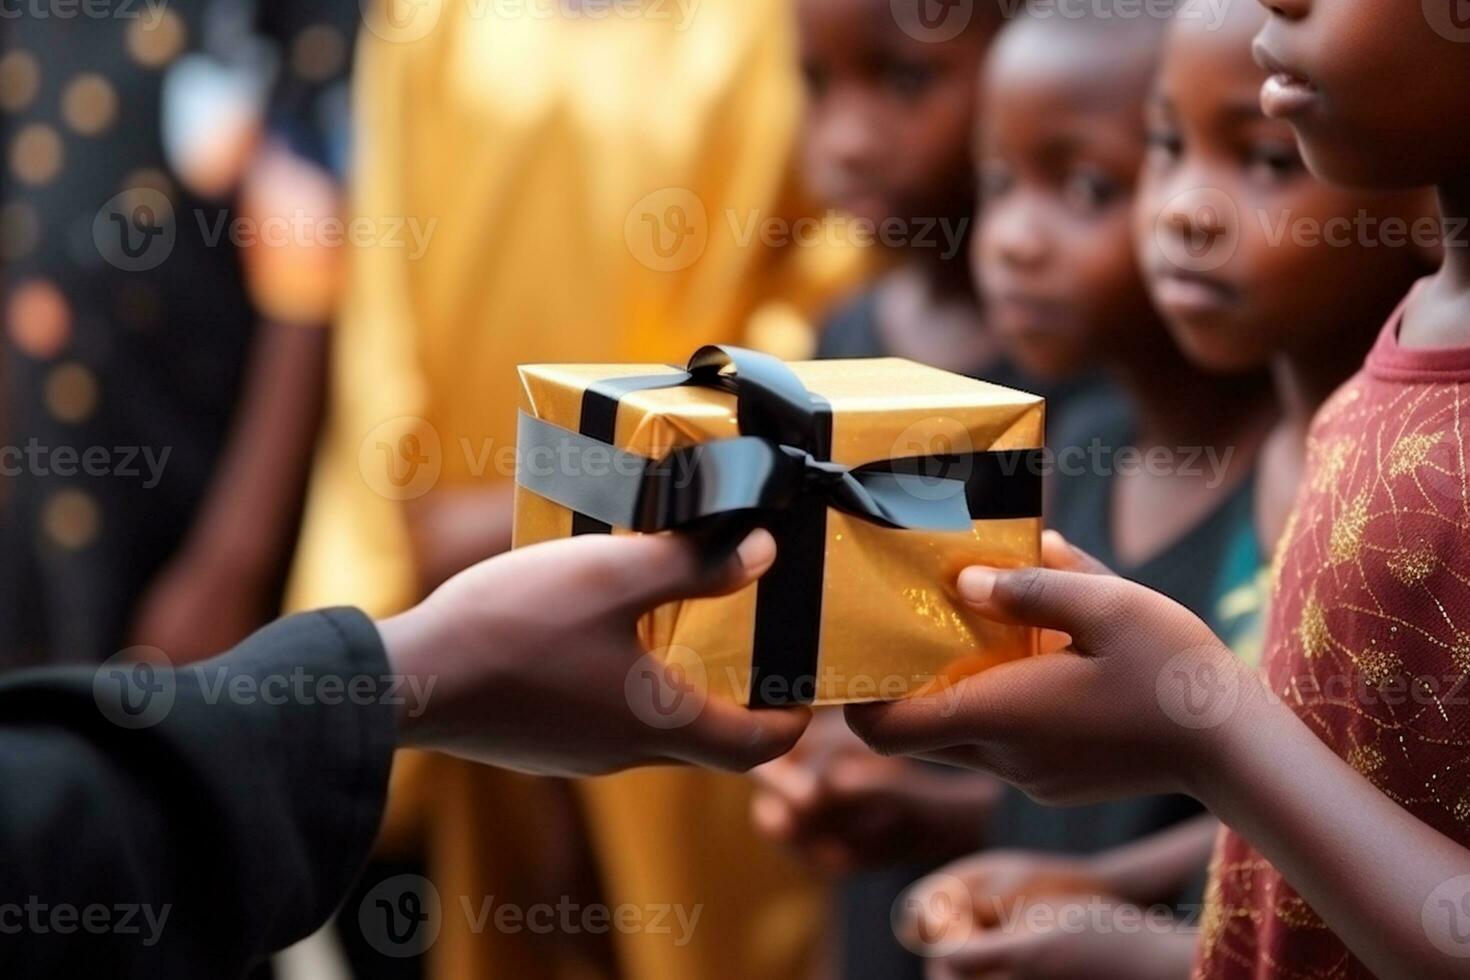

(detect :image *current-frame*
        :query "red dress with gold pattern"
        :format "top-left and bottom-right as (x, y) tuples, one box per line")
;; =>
(1196, 299), (1470, 978)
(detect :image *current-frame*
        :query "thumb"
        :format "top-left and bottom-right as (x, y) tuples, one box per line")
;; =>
(664, 695), (812, 772)
(956, 564), (1136, 650)
(608, 528), (777, 617)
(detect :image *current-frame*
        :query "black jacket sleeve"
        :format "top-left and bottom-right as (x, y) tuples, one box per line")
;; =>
(0, 608), (397, 979)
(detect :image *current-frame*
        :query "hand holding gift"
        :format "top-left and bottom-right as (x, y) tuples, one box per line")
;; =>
(845, 533), (1251, 803)
(382, 527), (812, 776)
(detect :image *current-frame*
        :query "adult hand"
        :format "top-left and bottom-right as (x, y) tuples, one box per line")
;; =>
(379, 528), (812, 776)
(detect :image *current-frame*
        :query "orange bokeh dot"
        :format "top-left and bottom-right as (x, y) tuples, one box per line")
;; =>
(6, 279), (71, 359)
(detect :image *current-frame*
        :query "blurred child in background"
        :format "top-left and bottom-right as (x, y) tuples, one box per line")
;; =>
(875, 2), (1455, 977)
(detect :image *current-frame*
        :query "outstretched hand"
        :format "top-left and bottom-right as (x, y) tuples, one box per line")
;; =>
(845, 531), (1259, 805)
(379, 528), (812, 776)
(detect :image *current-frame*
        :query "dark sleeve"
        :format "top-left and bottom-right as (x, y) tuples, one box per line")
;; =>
(0, 608), (397, 979)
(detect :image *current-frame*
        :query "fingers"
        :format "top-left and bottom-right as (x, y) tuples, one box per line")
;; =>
(668, 697), (812, 772)
(1040, 529), (1115, 576)
(607, 528), (777, 616)
(843, 654), (1092, 759)
(956, 564), (1135, 649)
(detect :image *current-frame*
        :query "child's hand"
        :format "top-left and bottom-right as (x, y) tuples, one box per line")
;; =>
(749, 711), (999, 873)
(845, 533), (1257, 805)
(909, 849), (1122, 930)
(380, 528), (812, 776)
(918, 894), (1198, 980)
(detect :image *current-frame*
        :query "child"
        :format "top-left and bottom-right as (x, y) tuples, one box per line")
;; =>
(799, 0), (1025, 385)
(907, 3), (1438, 975)
(849, 0), (1470, 976)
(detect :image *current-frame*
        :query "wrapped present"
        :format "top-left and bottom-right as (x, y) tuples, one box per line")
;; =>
(513, 345), (1044, 706)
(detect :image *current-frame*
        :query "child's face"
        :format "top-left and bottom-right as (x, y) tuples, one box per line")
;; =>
(1254, 0), (1470, 190)
(973, 21), (1160, 379)
(1134, 2), (1433, 372)
(797, 0), (988, 227)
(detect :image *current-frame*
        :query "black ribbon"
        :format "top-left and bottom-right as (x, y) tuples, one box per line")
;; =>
(516, 345), (1042, 706)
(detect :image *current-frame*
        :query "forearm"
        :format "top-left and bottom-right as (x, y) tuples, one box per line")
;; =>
(183, 321), (328, 578)
(1088, 814), (1219, 907)
(1194, 681), (1470, 979)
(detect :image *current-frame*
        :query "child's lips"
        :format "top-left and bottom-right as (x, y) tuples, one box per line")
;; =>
(1152, 271), (1239, 317)
(1252, 40), (1318, 120)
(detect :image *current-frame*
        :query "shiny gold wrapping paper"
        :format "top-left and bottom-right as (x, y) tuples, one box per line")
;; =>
(513, 358), (1044, 705)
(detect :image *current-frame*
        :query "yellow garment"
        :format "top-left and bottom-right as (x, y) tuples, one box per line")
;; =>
(285, 2), (865, 977)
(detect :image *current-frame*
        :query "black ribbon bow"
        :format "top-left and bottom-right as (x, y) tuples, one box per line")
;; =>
(515, 345), (1042, 706)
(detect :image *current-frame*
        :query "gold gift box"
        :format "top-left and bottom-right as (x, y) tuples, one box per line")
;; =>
(512, 356), (1043, 706)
